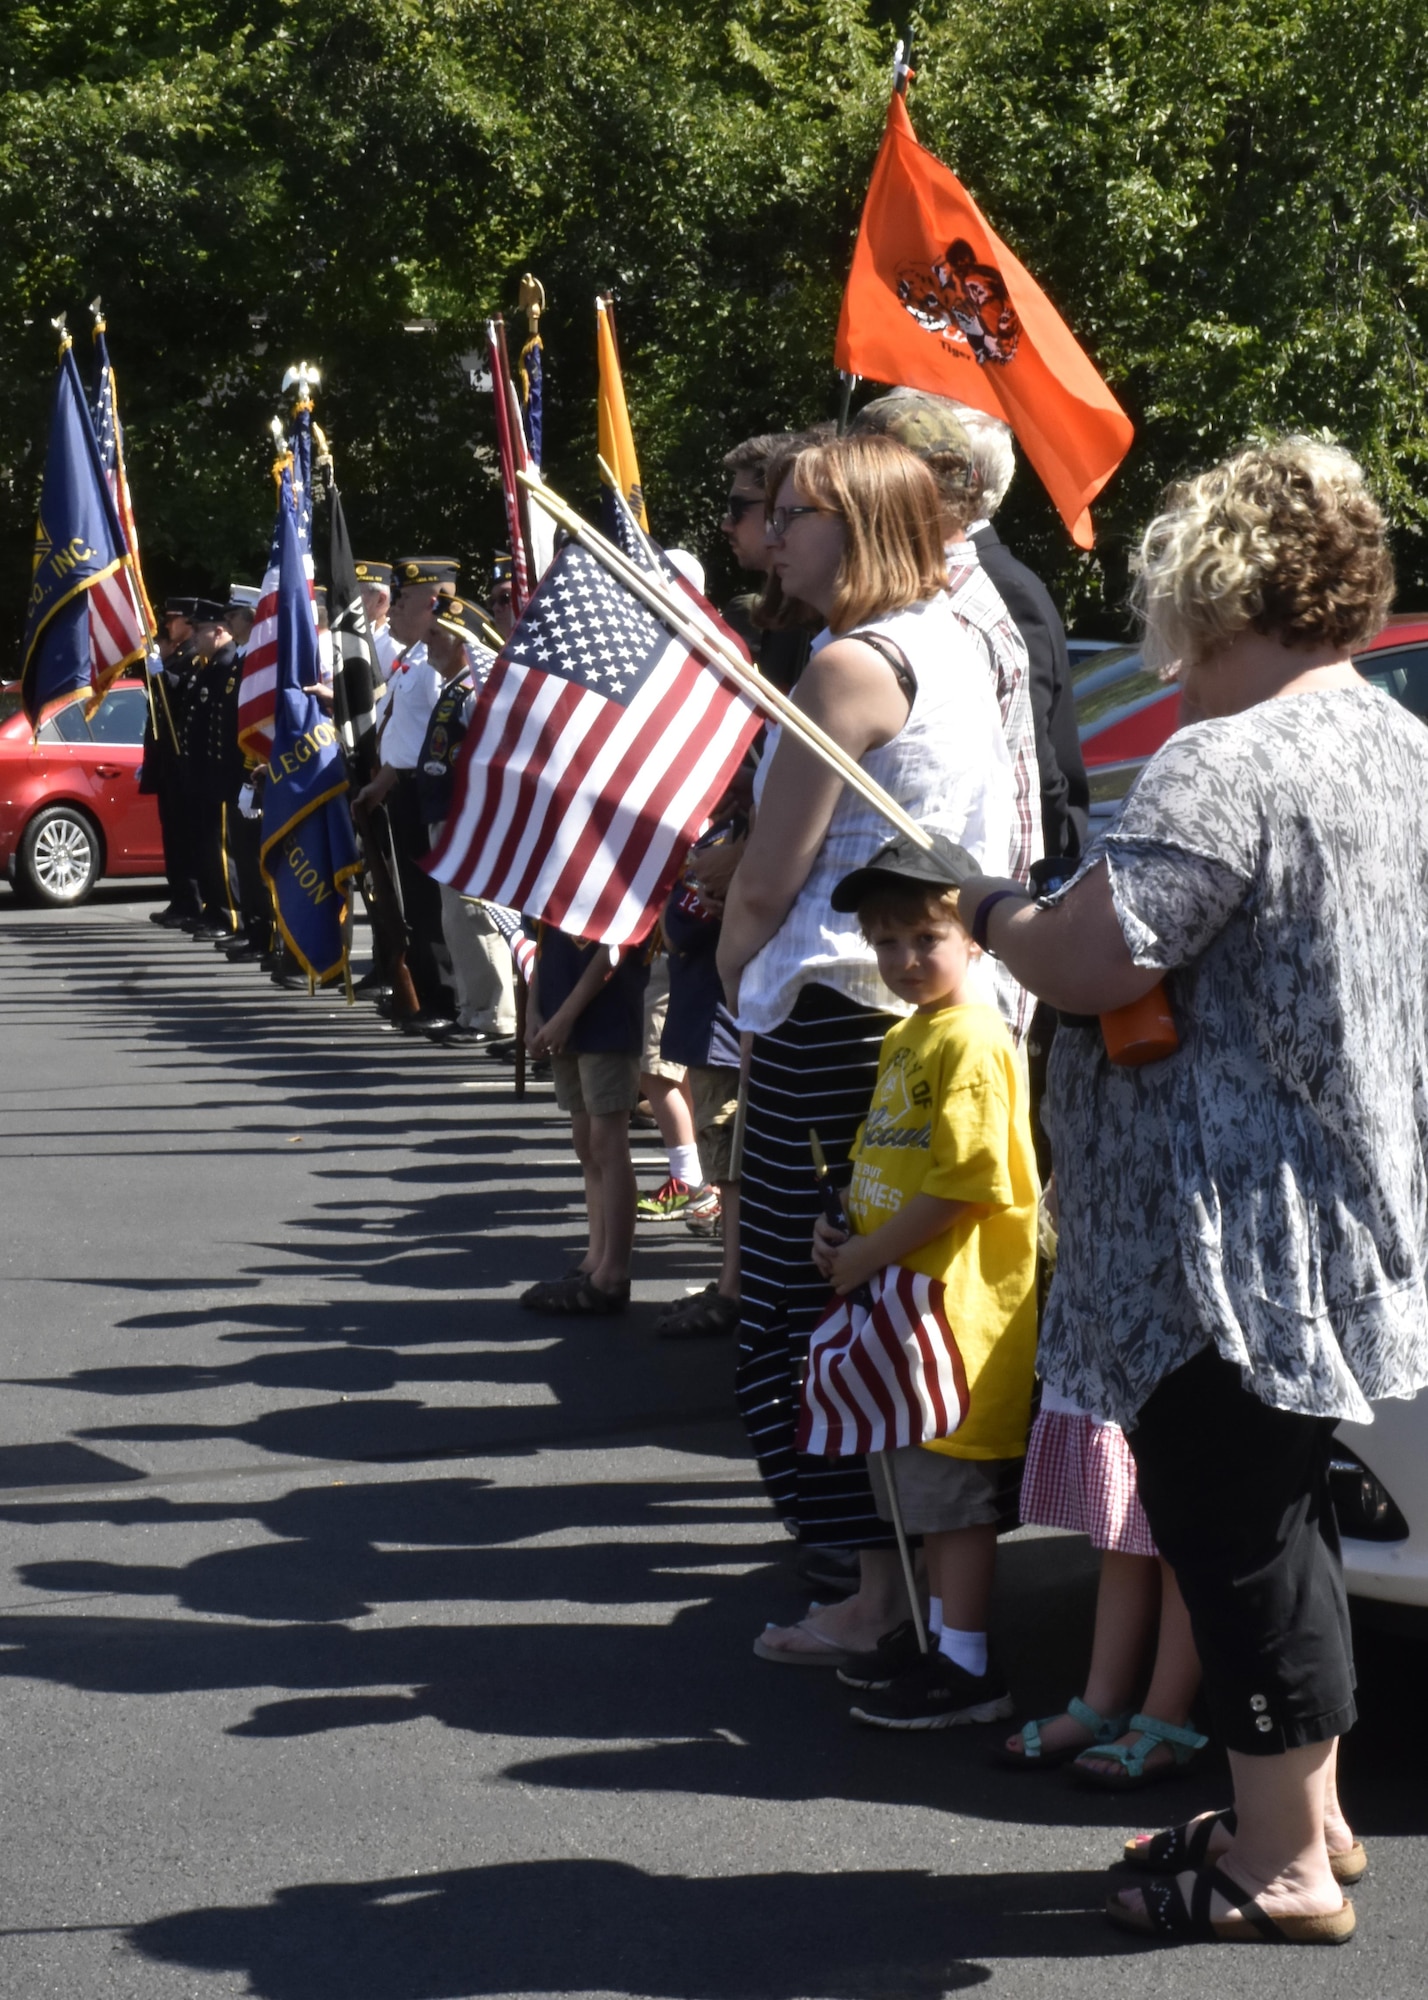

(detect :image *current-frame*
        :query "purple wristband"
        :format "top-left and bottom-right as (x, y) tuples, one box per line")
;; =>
(971, 888), (1026, 956)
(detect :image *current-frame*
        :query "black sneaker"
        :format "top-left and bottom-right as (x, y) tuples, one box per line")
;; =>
(836, 1619), (929, 1691)
(848, 1652), (1013, 1731)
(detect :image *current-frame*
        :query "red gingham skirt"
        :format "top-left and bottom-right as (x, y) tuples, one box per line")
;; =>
(1019, 1409), (1158, 1557)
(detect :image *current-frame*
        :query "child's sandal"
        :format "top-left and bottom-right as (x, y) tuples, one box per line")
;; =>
(995, 1695), (1132, 1769)
(1071, 1711), (1207, 1790)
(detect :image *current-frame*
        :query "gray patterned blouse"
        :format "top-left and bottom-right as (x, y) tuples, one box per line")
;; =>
(1042, 684), (1428, 1427)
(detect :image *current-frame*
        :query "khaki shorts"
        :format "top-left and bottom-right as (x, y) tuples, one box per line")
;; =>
(550, 1050), (641, 1118)
(688, 1064), (740, 1183)
(868, 1446), (1022, 1536)
(641, 957), (685, 1081)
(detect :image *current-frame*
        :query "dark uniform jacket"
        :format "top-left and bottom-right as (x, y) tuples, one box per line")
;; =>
(971, 523), (1089, 860)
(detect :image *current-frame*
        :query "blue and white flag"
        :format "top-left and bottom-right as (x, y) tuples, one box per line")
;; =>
(20, 340), (146, 723)
(259, 465), (361, 986)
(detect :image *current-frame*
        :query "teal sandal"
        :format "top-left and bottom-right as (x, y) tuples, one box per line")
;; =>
(995, 1695), (1133, 1770)
(1072, 1710), (1207, 1790)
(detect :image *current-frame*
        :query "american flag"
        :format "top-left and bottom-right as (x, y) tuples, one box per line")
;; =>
(423, 540), (761, 947)
(88, 321), (153, 693)
(238, 408), (315, 761)
(797, 1264), (971, 1456)
(481, 901), (538, 984)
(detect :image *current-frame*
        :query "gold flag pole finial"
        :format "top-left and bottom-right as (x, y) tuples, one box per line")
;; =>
(281, 360), (320, 411)
(518, 274), (545, 337)
(88, 296), (106, 332)
(51, 312), (71, 355)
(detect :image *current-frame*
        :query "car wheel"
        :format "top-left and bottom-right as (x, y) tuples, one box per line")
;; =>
(17, 805), (102, 906)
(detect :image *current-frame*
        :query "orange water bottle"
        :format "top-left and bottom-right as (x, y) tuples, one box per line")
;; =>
(1101, 983), (1179, 1065)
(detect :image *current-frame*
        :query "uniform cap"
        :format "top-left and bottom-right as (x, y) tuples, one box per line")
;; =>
(226, 584), (261, 612)
(394, 556), (459, 595)
(163, 596), (200, 621)
(849, 388), (977, 490)
(189, 598), (228, 625)
(492, 552), (514, 585)
(829, 828), (979, 911)
(354, 560), (394, 590)
(433, 594), (495, 649)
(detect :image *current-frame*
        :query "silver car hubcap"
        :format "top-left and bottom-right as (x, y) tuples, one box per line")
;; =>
(34, 818), (94, 898)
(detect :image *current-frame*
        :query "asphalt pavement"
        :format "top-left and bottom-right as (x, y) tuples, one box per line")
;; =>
(1, 882), (1425, 1999)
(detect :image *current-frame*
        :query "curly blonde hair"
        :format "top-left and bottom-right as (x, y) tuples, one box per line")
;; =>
(1132, 437), (1395, 671)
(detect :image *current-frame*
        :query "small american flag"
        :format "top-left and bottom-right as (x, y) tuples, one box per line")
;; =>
(481, 902), (538, 984)
(797, 1264), (971, 1457)
(238, 409), (315, 760)
(423, 541), (761, 947)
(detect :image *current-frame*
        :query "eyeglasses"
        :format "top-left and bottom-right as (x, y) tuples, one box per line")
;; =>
(722, 494), (762, 524)
(766, 504), (833, 538)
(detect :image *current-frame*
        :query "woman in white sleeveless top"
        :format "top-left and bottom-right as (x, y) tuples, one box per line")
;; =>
(716, 433), (1015, 1663)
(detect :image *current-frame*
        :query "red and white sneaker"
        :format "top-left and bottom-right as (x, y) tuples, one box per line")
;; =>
(682, 1185), (722, 1237)
(636, 1176), (705, 1221)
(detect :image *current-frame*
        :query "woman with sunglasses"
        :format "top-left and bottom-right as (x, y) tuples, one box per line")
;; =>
(716, 430), (1017, 1665)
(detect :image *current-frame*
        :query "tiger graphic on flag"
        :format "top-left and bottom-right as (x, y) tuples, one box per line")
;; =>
(896, 238), (1023, 365)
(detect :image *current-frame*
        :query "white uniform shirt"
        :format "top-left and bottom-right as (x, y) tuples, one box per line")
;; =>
(378, 645), (442, 770)
(371, 625), (399, 683)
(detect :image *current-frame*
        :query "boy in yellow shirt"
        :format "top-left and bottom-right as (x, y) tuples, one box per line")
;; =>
(811, 830), (1039, 1728)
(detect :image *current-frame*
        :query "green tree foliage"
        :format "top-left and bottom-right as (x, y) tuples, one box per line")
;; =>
(1, 0), (1424, 653)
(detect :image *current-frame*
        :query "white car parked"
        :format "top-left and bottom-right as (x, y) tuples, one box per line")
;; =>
(1333, 1398), (1428, 1609)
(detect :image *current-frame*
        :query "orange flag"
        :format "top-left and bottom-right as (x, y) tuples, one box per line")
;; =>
(835, 93), (1132, 548)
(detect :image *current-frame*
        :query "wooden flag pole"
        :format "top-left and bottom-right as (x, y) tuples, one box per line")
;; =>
(517, 472), (934, 853)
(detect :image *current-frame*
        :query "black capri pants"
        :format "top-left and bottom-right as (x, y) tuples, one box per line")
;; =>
(1128, 1343), (1356, 1756)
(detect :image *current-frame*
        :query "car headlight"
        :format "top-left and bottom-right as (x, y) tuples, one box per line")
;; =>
(1329, 1449), (1409, 1543)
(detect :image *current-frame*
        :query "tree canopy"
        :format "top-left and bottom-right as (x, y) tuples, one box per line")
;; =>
(1, 0), (1425, 652)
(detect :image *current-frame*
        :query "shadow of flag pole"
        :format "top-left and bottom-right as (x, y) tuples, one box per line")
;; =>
(515, 472), (935, 854)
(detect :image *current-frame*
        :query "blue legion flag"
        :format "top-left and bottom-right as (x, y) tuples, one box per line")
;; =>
(259, 466), (361, 985)
(518, 332), (543, 468)
(20, 342), (146, 724)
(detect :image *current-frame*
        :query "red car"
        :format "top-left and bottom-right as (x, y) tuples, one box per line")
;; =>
(0, 679), (163, 905)
(1075, 616), (1428, 831)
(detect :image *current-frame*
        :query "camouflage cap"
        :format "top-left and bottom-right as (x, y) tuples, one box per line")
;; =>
(850, 388), (977, 490)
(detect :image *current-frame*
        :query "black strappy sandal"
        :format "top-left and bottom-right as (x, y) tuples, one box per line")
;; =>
(1120, 1810), (1368, 1886)
(1105, 1863), (1356, 1945)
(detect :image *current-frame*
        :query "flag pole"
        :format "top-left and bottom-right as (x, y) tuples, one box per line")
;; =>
(517, 471), (934, 852)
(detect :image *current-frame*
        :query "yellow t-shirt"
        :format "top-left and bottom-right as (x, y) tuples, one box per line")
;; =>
(844, 1002), (1039, 1460)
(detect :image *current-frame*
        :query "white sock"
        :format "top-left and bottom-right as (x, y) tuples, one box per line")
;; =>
(939, 1626), (988, 1678)
(927, 1595), (944, 1636)
(668, 1144), (701, 1187)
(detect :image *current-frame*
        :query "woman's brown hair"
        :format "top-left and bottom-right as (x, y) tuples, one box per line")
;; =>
(754, 432), (948, 634)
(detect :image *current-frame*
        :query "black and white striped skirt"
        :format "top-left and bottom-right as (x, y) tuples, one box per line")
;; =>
(735, 982), (897, 1548)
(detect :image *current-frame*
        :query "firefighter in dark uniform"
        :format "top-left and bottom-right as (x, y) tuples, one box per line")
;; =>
(179, 599), (243, 940)
(212, 586), (273, 961)
(352, 556), (461, 1023)
(142, 598), (204, 927)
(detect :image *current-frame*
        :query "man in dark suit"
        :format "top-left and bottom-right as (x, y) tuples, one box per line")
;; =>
(952, 408), (1090, 861)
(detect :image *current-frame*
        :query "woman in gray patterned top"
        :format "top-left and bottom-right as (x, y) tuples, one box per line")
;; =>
(957, 438), (1428, 1947)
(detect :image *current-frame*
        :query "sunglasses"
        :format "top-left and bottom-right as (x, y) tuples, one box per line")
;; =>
(766, 504), (833, 538)
(723, 494), (763, 524)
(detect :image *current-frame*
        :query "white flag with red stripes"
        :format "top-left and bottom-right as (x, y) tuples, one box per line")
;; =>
(86, 563), (148, 691)
(423, 540), (761, 947)
(797, 1264), (971, 1457)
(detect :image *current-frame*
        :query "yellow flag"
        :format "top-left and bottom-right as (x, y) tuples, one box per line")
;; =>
(596, 294), (648, 530)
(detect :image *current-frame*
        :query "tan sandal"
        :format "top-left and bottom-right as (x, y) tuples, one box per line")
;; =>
(1106, 1864), (1356, 1945)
